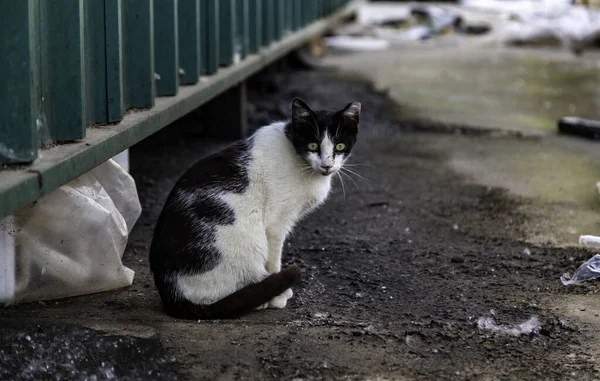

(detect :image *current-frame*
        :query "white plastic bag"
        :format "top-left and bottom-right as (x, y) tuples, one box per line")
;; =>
(0, 159), (141, 304)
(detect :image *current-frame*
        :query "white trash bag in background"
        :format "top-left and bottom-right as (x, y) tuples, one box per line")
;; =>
(0, 158), (141, 304)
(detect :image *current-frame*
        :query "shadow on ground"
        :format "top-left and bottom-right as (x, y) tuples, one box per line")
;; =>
(1, 69), (599, 380)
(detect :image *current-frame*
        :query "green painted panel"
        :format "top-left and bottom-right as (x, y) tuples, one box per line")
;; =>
(104, 0), (124, 122)
(262, 0), (274, 46)
(121, 0), (155, 109)
(236, 0), (249, 59)
(293, 0), (301, 31)
(40, 0), (86, 142)
(219, 0), (236, 66)
(0, 0), (362, 217)
(0, 0), (39, 163)
(178, 0), (200, 84)
(201, 0), (219, 74)
(248, 0), (262, 53)
(284, 0), (293, 35)
(83, 0), (108, 125)
(273, 0), (284, 40)
(154, 0), (179, 95)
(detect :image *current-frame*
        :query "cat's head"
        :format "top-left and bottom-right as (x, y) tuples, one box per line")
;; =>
(286, 98), (360, 176)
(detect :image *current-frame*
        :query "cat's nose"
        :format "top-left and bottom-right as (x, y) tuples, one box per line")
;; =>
(320, 165), (332, 171)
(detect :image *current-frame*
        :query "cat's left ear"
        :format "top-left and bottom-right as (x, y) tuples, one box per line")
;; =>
(342, 102), (361, 128)
(291, 98), (315, 126)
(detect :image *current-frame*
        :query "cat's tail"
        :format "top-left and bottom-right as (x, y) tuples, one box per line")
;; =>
(161, 267), (302, 320)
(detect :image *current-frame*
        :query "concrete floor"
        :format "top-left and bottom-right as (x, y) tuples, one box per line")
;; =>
(325, 38), (600, 373)
(324, 40), (600, 248)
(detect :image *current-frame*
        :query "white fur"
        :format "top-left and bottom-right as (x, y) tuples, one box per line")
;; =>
(178, 122), (332, 308)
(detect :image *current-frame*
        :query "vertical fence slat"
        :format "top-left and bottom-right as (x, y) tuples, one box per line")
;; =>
(285, 0), (293, 35)
(83, 0), (108, 125)
(273, 0), (282, 41)
(293, 0), (302, 31)
(219, 0), (236, 66)
(154, 0), (179, 96)
(262, 0), (274, 46)
(104, 0), (124, 122)
(248, 0), (262, 53)
(201, 0), (219, 74)
(0, 0), (39, 163)
(121, 0), (155, 109)
(236, 0), (249, 59)
(41, 0), (86, 142)
(178, 0), (200, 85)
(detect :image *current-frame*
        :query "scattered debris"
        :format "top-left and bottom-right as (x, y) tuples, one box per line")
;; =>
(561, 254), (600, 285)
(558, 117), (600, 140)
(356, 3), (411, 26)
(580, 235), (600, 249)
(330, 2), (492, 49)
(367, 201), (389, 208)
(411, 5), (462, 35)
(477, 314), (541, 336)
(324, 36), (390, 52)
(523, 248), (532, 256)
(462, 0), (600, 55)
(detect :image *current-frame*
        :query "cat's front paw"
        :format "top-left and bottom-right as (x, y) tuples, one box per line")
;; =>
(255, 302), (269, 310)
(268, 288), (293, 309)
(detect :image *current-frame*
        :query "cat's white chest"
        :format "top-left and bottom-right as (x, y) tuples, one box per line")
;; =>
(262, 174), (330, 231)
(249, 123), (334, 232)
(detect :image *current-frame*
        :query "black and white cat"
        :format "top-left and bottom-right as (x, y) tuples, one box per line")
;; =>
(149, 98), (361, 319)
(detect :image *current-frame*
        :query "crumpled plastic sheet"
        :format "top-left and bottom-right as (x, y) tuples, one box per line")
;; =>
(561, 254), (600, 286)
(0, 158), (141, 304)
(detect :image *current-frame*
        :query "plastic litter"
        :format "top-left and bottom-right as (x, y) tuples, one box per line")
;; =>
(462, 0), (600, 54)
(411, 6), (462, 35)
(338, 3), (489, 44)
(558, 117), (600, 140)
(324, 36), (390, 52)
(0, 159), (141, 304)
(580, 235), (600, 249)
(561, 254), (600, 285)
(477, 314), (541, 336)
(356, 3), (411, 26)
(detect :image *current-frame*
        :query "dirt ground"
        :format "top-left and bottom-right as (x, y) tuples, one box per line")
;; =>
(1, 68), (600, 380)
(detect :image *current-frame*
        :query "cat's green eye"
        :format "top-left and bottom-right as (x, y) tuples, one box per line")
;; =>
(307, 142), (318, 151)
(335, 143), (346, 151)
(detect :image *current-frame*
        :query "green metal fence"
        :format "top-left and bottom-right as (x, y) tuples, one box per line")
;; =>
(0, 0), (358, 219)
(0, 0), (353, 165)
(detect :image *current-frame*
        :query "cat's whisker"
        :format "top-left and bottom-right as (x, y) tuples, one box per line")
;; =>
(342, 167), (373, 182)
(300, 166), (317, 181)
(336, 172), (347, 201)
(340, 167), (373, 190)
(339, 170), (360, 190)
(343, 163), (375, 168)
(300, 166), (314, 177)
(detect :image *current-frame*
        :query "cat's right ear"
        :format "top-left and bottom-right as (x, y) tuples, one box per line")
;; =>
(291, 98), (314, 125)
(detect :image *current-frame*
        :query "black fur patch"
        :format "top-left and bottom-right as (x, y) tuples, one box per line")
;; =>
(149, 139), (252, 304)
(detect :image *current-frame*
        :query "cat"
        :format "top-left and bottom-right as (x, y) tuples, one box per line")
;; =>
(149, 98), (361, 319)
